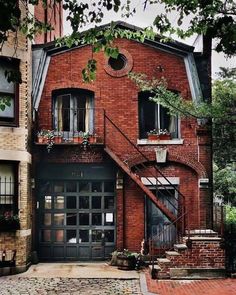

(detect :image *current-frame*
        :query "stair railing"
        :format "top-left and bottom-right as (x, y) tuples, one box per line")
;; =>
(104, 112), (188, 235)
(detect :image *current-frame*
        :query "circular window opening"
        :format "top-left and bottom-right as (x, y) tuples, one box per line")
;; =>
(108, 54), (127, 71)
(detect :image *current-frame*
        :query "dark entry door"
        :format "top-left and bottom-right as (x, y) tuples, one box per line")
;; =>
(147, 188), (177, 249)
(37, 180), (116, 260)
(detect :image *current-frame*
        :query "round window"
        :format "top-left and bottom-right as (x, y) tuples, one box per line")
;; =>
(108, 54), (127, 71)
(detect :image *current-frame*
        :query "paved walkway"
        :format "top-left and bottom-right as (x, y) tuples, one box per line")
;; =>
(146, 273), (236, 295)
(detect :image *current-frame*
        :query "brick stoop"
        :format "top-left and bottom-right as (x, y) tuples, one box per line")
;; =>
(153, 230), (226, 279)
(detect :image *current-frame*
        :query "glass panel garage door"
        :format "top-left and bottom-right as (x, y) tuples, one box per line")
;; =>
(38, 180), (116, 260)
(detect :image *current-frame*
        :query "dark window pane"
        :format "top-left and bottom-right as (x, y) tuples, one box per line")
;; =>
(40, 181), (51, 193)
(92, 230), (102, 242)
(79, 196), (89, 209)
(104, 181), (114, 192)
(66, 181), (77, 192)
(66, 230), (77, 243)
(139, 93), (156, 138)
(92, 196), (101, 209)
(104, 196), (114, 209)
(42, 230), (51, 242)
(66, 213), (77, 225)
(44, 213), (51, 226)
(79, 213), (89, 225)
(79, 230), (89, 243)
(105, 230), (114, 242)
(92, 182), (102, 192)
(54, 182), (64, 193)
(79, 182), (90, 192)
(92, 213), (102, 225)
(67, 196), (76, 209)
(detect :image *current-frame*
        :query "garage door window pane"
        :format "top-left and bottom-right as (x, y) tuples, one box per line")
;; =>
(54, 213), (64, 225)
(79, 230), (89, 243)
(104, 181), (114, 192)
(79, 196), (89, 209)
(79, 213), (89, 225)
(92, 182), (102, 192)
(54, 182), (64, 193)
(92, 196), (101, 209)
(66, 181), (77, 192)
(105, 230), (114, 242)
(92, 213), (102, 225)
(79, 182), (90, 192)
(104, 196), (114, 209)
(44, 196), (52, 209)
(66, 196), (76, 209)
(55, 196), (64, 209)
(92, 230), (102, 242)
(44, 213), (51, 226)
(42, 230), (51, 242)
(55, 230), (64, 242)
(66, 213), (77, 225)
(67, 230), (77, 243)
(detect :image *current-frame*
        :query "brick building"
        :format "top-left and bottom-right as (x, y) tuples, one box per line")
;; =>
(0, 1), (62, 274)
(31, 21), (224, 272)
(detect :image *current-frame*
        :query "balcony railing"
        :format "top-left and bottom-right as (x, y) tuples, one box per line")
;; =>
(35, 108), (105, 145)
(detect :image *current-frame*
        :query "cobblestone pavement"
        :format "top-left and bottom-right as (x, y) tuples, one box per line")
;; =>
(0, 277), (142, 295)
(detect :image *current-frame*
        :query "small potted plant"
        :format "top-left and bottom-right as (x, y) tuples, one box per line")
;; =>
(73, 131), (84, 144)
(159, 129), (171, 140)
(147, 129), (160, 140)
(53, 131), (63, 144)
(89, 133), (98, 144)
(37, 130), (47, 143)
(0, 211), (20, 232)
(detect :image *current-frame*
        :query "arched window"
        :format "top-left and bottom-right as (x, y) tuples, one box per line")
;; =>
(138, 92), (179, 139)
(53, 89), (94, 138)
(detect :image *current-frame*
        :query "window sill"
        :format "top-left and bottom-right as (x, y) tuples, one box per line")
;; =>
(137, 139), (184, 145)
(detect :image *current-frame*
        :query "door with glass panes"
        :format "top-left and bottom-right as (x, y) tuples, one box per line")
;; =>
(38, 180), (116, 260)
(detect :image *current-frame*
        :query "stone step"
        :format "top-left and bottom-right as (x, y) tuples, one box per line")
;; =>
(170, 268), (226, 279)
(157, 258), (171, 264)
(174, 244), (188, 252)
(165, 251), (180, 257)
(185, 229), (218, 237)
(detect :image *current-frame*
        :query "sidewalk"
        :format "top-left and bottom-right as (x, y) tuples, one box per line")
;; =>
(146, 273), (236, 295)
(15, 262), (139, 279)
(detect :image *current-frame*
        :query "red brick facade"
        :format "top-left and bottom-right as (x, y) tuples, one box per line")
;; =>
(34, 35), (213, 256)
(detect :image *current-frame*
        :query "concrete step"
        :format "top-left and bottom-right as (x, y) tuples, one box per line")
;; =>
(165, 251), (180, 257)
(157, 258), (171, 264)
(170, 268), (226, 279)
(185, 229), (218, 237)
(149, 264), (161, 279)
(174, 244), (188, 252)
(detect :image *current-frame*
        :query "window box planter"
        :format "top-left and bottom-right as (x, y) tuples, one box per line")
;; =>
(147, 134), (160, 141)
(89, 135), (97, 144)
(73, 136), (84, 144)
(159, 134), (171, 140)
(54, 136), (62, 144)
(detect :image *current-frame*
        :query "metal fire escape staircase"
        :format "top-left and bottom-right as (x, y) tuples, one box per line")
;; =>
(103, 113), (187, 251)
